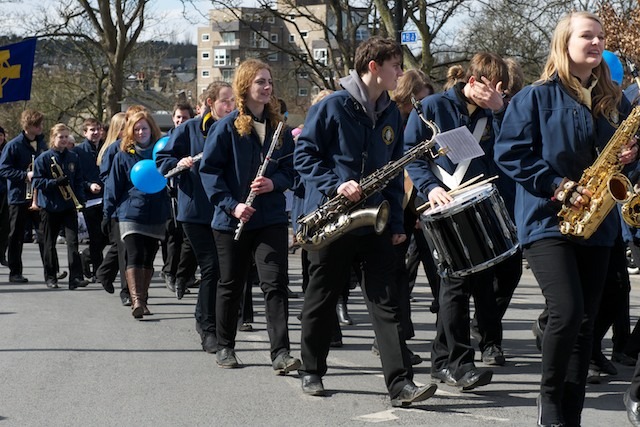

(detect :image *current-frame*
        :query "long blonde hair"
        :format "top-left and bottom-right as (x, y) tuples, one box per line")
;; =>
(97, 112), (126, 165)
(233, 59), (282, 136)
(49, 123), (69, 149)
(540, 11), (621, 119)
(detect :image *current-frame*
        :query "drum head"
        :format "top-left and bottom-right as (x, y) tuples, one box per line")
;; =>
(422, 183), (495, 219)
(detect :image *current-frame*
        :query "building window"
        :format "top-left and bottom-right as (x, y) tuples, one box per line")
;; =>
(289, 34), (295, 43)
(298, 71), (308, 78)
(214, 49), (229, 66)
(221, 32), (236, 45)
(270, 33), (279, 43)
(222, 70), (234, 82)
(202, 51), (210, 60)
(268, 53), (278, 62)
(260, 31), (269, 48)
(314, 48), (328, 66)
(300, 31), (308, 39)
(267, 16), (275, 24)
(355, 28), (368, 41)
(202, 70), (210, 78)
(201, 33), (210, 42)
(299, 88), (309, 97)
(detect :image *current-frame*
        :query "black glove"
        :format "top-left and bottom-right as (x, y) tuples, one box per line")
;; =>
(554, 177), (590, 207)
(101, 217), (111, 237)
(55, 175), (69, 186)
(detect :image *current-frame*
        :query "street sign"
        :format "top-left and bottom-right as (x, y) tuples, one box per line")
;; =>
(401, 31), (418, 44)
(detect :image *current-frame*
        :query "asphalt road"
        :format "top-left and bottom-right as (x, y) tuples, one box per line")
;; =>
(0, 241), (637, 426)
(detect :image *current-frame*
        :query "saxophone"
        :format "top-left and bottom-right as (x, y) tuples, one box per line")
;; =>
(620, 59), (640, 228)
(296, 120), (441, 250)
(558, 104), (640, 238)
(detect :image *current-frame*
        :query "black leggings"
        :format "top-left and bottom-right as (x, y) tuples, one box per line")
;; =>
(123, 234), (159, 269)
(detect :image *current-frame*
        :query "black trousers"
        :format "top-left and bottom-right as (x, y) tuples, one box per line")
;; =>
(472, 250), (523, 351)
(524, 238), (609, 426)
(0, 193), (9, 261)
(213, 224), (290, 361)
(8, 203), (44, 276)
(431, 268), (494, 379)
(592, 236), (630, 358)
(406, 227), (440, 309)
(300, 231), (412, 398)
(40, 208), (82, 282)
(183, 222), (219, 334)
(96, 218), (128, 296)
(82, 204), (105, 274)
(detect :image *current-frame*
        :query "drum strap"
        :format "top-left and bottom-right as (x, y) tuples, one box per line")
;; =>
(433, 117), (488, 190)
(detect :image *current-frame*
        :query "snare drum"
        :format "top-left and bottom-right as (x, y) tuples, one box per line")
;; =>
(420, 183), (518, 278)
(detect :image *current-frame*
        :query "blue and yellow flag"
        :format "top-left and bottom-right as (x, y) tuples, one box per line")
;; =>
(0, 39), (36, 104)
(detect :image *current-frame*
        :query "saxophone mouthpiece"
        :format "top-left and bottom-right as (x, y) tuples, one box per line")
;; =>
(411, 96), (422, 112)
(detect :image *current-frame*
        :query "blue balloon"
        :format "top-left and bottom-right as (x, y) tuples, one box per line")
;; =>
(130, 159), (167, 194)
(603, 50), (624, 85)
(152, 136), (170, 161)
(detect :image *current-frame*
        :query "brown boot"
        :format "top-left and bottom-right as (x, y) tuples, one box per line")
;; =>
(142, 268), (154, 315)
(125, 267), (144, 319)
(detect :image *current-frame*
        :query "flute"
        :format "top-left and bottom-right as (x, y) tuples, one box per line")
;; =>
(233, 121), (284, 241)
(164, 152), (203, 178)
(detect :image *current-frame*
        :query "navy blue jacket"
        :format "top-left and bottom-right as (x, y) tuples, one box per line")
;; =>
(199, 111), (294, 232)
(403, 84), (514, 215)
(0, 132), (47, 205)
(33, 148), (85, 212)
(72, 139), (103, 201)
(294, 90), (405, 235)
(103, 149), (170, 225)
(99, 140), (121, 184)
(495, 75), (632, 247)
(156, 116), (215, 225)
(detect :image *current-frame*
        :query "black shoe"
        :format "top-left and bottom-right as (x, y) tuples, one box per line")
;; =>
(201, 332), (218, 354)
(9, 274), (28, 283)
(625, 389), (640, 427)
(408, 348), (423, 366)
(591, 353), (617, 375)
(532, 319), (543, 352)
(470, 323), (482, 343)
(161, 272), (176, 293)
(272, 352), (302, 375)
(613, 351), (638, 366)
(587, 365), (602, 384)
(238, 322), (253, 332)
(69, 278), (89, 290)
(57, 271), (68, 280)
(301, 374), (325, 396)
(371, 339), (380, 356)
(431, 368), (456, 386)
(46, 278), (58, 289)
(101, 280), (115, 294)
(336, 299), (352, 325)
(175, 278), (186, 300)
(329, 339), (343, 348)
(390, 382), (437, 407)
(455, 368), (493, 391)
(482, 345), (506, 366)
(0, 258), (8, 266)
(120, 293), (132, 306)
(216, 347), (239, 369)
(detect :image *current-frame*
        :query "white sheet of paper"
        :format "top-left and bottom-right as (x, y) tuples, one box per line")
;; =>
(434, 126), (485, 164)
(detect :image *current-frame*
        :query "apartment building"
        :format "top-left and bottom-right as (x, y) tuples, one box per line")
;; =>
(196, 0), (369, 120)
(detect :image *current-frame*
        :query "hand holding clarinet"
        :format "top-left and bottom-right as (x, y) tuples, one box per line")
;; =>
(233, 121), (284, 240)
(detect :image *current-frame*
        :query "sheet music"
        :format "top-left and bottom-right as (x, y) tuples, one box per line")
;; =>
(85, 198), (103, 208)
(434, 126), (485, 164)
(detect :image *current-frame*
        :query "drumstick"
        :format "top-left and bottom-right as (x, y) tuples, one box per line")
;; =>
(416, 175), (498, 213)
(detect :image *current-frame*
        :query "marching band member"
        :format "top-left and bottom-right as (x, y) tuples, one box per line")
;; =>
(404, 52), (508, 391)
(0, 109), (47, 283)
(103, 110), (169, 319)
(199, 59), (300, 374)
(32, 123), (87, 289)
(494, 11), (637, 426)
(156, 81), (235, 353)
(294, 36), (437, 405)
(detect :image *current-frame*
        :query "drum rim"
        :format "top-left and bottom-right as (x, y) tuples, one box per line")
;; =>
(421, 184), (496, 220)
(446, 244), (520, 278)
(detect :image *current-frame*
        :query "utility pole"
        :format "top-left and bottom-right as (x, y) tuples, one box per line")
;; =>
(394, 0), (403, 43)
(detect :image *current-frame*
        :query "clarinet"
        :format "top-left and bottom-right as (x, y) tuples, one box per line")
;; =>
(164, 152), (203, 178)
(233, 121), (284, 241)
